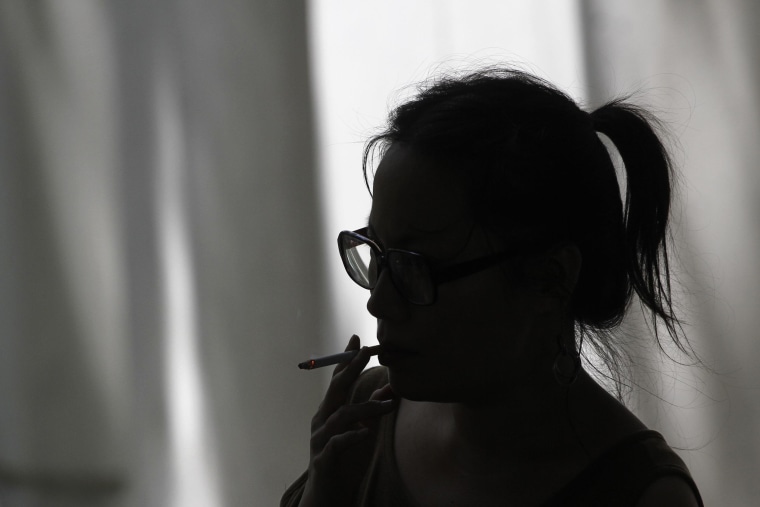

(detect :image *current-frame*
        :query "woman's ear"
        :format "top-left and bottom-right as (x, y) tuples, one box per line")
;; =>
(523, 244), (582, 307)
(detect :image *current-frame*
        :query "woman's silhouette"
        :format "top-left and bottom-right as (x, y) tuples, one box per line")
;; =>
(282, 68), (703, 506)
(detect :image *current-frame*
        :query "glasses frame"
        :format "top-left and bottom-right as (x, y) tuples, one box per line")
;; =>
(338, 227), (524, 305)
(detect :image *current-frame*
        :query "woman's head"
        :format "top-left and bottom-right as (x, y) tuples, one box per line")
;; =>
(358, 68), (688, 397)
(364, 142), (580, 402)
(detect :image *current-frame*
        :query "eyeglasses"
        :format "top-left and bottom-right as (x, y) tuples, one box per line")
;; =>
(338, 227), (523, 305)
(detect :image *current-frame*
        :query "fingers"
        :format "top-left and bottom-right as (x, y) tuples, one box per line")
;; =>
(331, 334), (360, 378)
(312, 399), (395, 453)
(369, 383), (395, 402)
(363, 384), (398, 433)
(315, 342), (373, 424)
(311, 335), (371, 430)
(312, 427), (371, 469)
(305, 335), (395, 503)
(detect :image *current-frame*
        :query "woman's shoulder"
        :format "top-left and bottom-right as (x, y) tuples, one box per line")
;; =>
(550, 374), (704, 506)
(611, 431), (703, 507)
(548, 430), (703, 506)
(627, 432), (703, 507)
(635, 475), (702, 507)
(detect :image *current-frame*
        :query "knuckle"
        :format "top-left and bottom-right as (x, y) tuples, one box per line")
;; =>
(323, 406), (348, 431)
(321, 435), (339, 457)
(310, 413), (323, 432)
(331, 368), (351, 386)
(311, 451), (328, 470)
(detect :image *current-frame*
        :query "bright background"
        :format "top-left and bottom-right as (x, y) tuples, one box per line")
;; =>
(312, 0), (587, 371)
(1, 1), (759, 506)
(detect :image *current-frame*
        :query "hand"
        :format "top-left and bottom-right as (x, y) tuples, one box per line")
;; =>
(299, 335), (397, 507)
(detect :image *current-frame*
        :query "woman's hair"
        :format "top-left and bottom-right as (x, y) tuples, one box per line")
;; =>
(363, 67), (694, 396)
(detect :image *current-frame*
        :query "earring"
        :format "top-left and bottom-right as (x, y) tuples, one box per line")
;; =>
(553, 335), (581, 385)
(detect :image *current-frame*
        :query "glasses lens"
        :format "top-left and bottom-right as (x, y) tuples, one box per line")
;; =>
(387, 251), (434, 305)
(340, 234), (377, 289)
(339, 231), (435, 304)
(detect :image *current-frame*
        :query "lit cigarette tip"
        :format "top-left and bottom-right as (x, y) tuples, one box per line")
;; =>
(297, 359), (317, 370)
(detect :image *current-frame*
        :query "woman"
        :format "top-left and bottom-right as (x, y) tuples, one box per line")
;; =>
(282, 68), (704, 506)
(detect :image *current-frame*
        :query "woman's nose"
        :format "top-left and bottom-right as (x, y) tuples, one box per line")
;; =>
(366, 269), (408, 321)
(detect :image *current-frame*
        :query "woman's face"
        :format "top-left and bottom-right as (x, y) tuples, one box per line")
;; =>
(367, 144), (558, 404)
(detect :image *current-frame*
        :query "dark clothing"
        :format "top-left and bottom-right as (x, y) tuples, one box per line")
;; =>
(281, 367), (703, 506)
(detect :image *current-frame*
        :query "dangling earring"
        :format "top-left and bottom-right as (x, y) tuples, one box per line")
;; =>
(553, 334), (581, 385)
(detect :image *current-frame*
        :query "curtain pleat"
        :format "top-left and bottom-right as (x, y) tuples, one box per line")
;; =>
(0, 1), (324, 506)
(580, 2), (760, 505)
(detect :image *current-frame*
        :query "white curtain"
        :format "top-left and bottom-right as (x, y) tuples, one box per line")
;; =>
(0, 1), (324, 506)
(581, 2), (760, 504)
(1, 1), (758, 506)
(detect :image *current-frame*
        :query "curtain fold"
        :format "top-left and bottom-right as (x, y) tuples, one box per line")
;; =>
(0, 2), (128, 505)
(0, 1), (324, 506)
(580, 1), (760, 505)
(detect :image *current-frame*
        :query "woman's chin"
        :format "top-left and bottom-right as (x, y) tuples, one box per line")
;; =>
(386, 369), (462, 403)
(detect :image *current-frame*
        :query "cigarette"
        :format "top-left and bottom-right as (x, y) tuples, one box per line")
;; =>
(298, 345), (382, 370)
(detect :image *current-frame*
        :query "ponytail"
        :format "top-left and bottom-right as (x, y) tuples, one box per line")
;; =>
(590, 100), (685, 354)
(364, 68), (700, 396)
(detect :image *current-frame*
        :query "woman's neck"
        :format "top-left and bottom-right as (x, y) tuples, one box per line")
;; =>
(434, 370), (598, 475)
